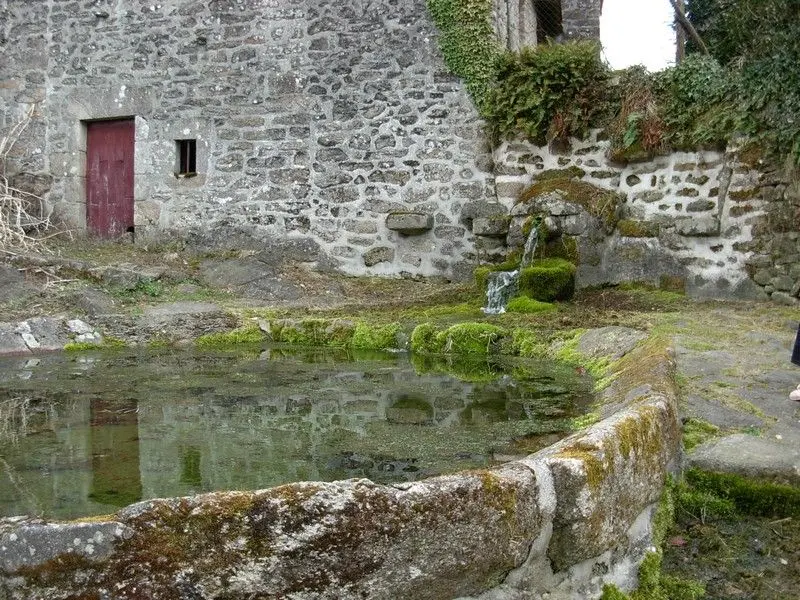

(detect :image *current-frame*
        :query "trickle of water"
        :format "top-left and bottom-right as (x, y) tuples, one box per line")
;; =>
(520, 224), (539, 269)
(482, 270), (519, 315)
(481, 225), (540, 314)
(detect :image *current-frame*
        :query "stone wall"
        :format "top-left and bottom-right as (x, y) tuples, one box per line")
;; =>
(0, 332), (682, 599)
(483, 134), (799, 301)
(0, 0), (494, 280)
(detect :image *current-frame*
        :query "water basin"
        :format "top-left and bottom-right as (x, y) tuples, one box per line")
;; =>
(0, 347), (593, 519)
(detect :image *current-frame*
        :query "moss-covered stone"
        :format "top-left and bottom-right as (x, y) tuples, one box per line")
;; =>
(410, 322), (508, 356)
(410, 322), (441, 354)
(195, 325), (265, 350)
(539, 235), (580, 263)
(518, 258), (576, 302)
(534, 166), (586, 182)
(517, 178), (622, 231)
(436, 322), (507, 355)
(616, 219), (660, 238)
(63, 337), (127, 352)
(350, 321), (401, 351)
(684, 468), (800, 518)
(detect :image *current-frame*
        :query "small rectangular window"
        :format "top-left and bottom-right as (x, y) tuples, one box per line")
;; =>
(176, 139), (197, 176)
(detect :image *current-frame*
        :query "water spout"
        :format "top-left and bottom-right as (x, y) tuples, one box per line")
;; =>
(481, 224), (540, 314)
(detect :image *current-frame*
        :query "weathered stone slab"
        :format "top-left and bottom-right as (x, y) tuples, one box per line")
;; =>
(0, 323), (30, 356)
(576, 326), (648, 361)
(689, 434), (800, 485)
(0, 520), (131, 573)
(25, 317), (70, 351)
(472, 215), (510, 237)
(1, 466), (542, 600)
(674, 215), (720, 237)
(385, 211), (433, 235)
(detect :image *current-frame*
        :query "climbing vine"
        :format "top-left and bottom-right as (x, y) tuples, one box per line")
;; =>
(425, 0), (500, 114)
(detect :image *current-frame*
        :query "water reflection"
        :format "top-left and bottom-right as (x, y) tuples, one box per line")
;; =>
(0, 348), (593, 519)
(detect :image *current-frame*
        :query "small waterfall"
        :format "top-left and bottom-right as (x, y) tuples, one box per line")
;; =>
(482, 270), (519, 315)
(520, 224), (539, 268)
(481, 224), (540, 314)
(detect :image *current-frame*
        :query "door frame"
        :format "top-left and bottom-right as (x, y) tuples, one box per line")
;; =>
(84, 117), (136, 238)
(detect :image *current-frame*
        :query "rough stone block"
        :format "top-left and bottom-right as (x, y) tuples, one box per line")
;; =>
(471, 216), (510, 237)
(385, 212), (433, 235)
(363, 246), (395, 266)
(674, 216), (720, 237)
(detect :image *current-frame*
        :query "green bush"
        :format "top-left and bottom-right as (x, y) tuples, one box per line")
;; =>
(485, 41), (610, 143)
(518, 258), (576, 302)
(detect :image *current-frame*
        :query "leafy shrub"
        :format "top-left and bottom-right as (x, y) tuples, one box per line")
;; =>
(485, 41), (610, 143)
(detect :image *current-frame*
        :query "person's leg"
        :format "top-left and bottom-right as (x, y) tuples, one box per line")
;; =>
(792, 325), (800, 401)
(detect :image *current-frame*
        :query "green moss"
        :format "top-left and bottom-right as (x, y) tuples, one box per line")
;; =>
(540, 235), (580, 263)
(410, 322), (441, 354)
(517, 178), (621, 231)
(436, 322), (508, 355)
(536, 166), (587, 181)
(553, 329), (612, 378)
(350, 322), (401, 351)
(195, 326), (265, 350)
(600, 485), (704, 600)
(271, 318), (331, 346)
(682, 418), (720, 451)
(617, 219), (660, 238)
(510, 328), (549, 358)
(685, 468), (800, 517)
(517, 258), (576, 302)
(570, 411), (600, 430)
(64, 337), (126, 352)
(505, 296), (556, 314)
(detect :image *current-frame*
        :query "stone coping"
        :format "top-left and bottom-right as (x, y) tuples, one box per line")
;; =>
(0, 329), (681, 600)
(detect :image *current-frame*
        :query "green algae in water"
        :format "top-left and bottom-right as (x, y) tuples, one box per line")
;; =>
(0, 347), (593, 520)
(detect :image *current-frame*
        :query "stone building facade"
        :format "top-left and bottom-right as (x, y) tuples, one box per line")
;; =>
(1, 0), (501, 279)
(0, 0), (605, 280)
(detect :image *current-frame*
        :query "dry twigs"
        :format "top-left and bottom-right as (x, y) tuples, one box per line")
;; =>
(0, 104), (53, 255)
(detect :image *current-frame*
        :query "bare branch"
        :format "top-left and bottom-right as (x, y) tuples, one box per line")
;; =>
(669, 0), (709, 55)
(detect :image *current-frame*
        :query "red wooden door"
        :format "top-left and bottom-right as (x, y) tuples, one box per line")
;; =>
(86, 119), (134, 237)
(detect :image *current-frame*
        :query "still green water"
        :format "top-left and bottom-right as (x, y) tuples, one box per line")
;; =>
(0, 347), (593, 519)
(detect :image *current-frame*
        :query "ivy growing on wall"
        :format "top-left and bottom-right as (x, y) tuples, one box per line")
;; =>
(425, 0), (500, 114)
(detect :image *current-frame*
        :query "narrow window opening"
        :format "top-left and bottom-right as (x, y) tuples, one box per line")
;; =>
(534, 0), (563, 43)
(176, 139), (197, 176)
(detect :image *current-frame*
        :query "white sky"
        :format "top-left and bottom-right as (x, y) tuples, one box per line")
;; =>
(600, 0), (676, 72)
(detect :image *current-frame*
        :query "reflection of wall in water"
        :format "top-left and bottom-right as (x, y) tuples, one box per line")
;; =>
(89, 399), (142, 509)
(0, 399), (96, 518)
(134, 371), (476, 496)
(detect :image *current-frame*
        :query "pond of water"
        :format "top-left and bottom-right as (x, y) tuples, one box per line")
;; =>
(0, 347), (593, 519)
